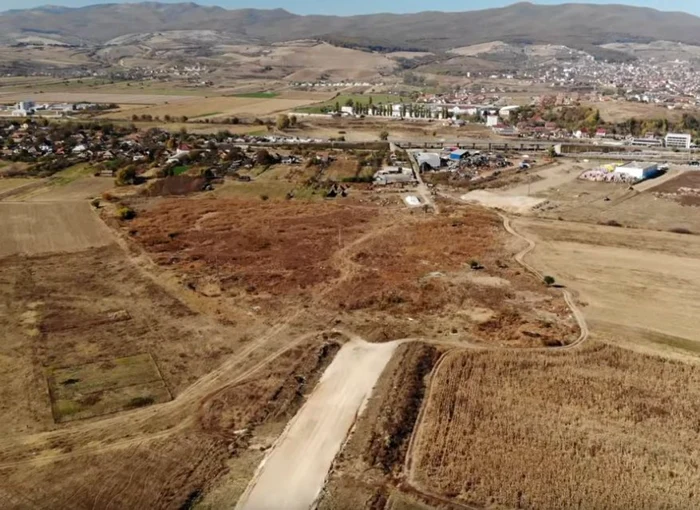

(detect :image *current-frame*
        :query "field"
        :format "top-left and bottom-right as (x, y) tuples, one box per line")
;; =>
(533, 172), (700, 233)
(410, 344), (700, 509)
(104, 95), (326, 120)
(47, 353), (171, 423)
(295, 93), (401, 113)
(516, 217), (700, 352)
(583, 100), (684, 123)
(0, 202), (112, 257)
(126, 197), (576, 346)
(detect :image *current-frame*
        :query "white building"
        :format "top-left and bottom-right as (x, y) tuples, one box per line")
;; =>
(12, 101), (35, 117)
(486, 115), (499, 127)
(665, 132), (692, 149)
(614, 162), (659, 181)
(499, 105), (520, 119)
(340, 106), (354, 116)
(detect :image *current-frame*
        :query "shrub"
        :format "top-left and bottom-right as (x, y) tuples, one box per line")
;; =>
(669, 227), (694, 235)
(544, 275), (556, 286)
(115, 166), (137, 186)
(379, 130), (390, 141)
(90, 198), (101, 209)
(470, 260), (483, 270)
(260, 194), (270, 201)
(117, 206), (136, 220)
(126, 396), (154, 409)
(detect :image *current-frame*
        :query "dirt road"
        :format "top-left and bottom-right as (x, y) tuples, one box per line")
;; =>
(236, 338), (401, 510)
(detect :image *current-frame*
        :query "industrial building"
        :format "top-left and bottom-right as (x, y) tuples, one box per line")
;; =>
(415, 152), (442, 171)
(374, 166), (416, 185)
(613, 161), (659, 181)
(665, 133), (692, 150)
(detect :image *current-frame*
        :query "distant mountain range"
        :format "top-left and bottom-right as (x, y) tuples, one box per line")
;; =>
(3, 1), (700, 57)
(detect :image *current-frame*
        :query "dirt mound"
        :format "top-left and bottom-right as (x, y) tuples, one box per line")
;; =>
(143, 176), (209, 196)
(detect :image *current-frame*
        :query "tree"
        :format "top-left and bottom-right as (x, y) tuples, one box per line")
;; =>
(335, 101), (341, 113)
(255, 149), (276, 166)
(547, 146), (557, 158)
(115, 166), (137, 186)
(345, 98), (354, 108)
(544, 275), (556, 286)
(276, 114), (291, 131)
(289, 115), (298, 127)
(379, 130), (389, 141)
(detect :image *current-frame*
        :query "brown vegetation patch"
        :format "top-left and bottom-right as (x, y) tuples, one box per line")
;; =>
(412, 344), (700, 508)
(0, 433), (229, 510)
(198, 335), (342, 445)
(143, 175), (209, 196)
(332, 208), (502, 314)
(128, 198), (380, 298)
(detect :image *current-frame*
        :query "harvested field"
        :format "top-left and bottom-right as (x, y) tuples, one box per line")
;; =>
(411, 344), (700, 509)
(47, 353), (171, 423)
(0, 433), (229, 509)
(0, 92), (190, 105)
(516, 218), (700, 350)
(535, 178), (700, 233)
(0, 202), (112, 258)
(0, 243), (244, 435)
(105, 96), (319, 120)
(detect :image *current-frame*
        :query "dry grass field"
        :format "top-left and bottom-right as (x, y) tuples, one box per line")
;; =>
(535, 177), (700, 234)
(583, 100), (686, 123)
(516, 217), (700, 353)
(0, 202), (112, 257)
(47, 353), (171, 423)
(105, 95), (323, 120)
(411, 343), (700, 509)
(126, 197), (576, 346)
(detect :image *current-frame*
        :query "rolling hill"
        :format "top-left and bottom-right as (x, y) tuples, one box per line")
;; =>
(1, 1), (700, 57)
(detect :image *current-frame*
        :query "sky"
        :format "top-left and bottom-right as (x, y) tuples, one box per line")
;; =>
(2, 0), (700, 16)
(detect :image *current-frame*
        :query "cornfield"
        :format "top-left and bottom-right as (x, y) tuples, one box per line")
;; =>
(412, 343), (700, 509)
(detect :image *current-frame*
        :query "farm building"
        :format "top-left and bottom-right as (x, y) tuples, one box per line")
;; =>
(614, 162), (659, 181)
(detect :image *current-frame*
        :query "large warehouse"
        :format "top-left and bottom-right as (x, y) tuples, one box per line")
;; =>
(613, 161), (659, 181)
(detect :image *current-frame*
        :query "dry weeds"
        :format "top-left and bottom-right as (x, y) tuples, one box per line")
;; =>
(412, 343), (700, 509)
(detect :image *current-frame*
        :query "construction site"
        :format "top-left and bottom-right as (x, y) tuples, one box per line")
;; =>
(1, 138), (700, 510)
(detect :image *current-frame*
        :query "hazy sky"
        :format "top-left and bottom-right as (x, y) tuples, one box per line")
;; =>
(2, 0), (700, 16)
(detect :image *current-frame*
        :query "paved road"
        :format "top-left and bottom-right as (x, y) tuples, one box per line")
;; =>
(235, 338), (401, 510)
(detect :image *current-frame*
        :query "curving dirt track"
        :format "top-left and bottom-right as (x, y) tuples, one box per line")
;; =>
(403, 211), (590, 502)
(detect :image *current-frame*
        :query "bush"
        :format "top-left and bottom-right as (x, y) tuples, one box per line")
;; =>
(470, 260), (483, 270)
(544, 275), (556, 286)
(117, 206), (136, 220)
(115, 166), (137, 186)
(379, 130), (390, 141)
(260, 194), (270, 201)
(126, 396), (154, 409)
(669, 227), (694, 235)
(90, 198), (101, 209)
